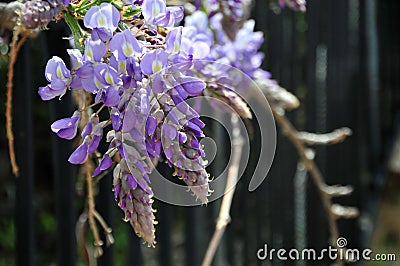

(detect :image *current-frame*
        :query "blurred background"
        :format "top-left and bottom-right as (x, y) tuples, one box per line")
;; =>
(1, 0), (399, 265)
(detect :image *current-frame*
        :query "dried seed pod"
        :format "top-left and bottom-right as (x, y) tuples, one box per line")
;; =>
(19, 0), (63, 29)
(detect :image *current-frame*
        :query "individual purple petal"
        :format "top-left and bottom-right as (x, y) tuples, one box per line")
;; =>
(93, 154), (113, 176)
(172, 85), (188, 99)
(137, 179), (152, 194)
(88, 134), (102, 153)
(84, 37), (106, 62)
(68, 141), (89, 164)
(167, 6), (184, 23)
(154, 6), (184, 27)
(190, 117), (205, 128)
(146, 116), (157, 135)
(187, 121), (204, 137)
(62, 0), (71, 6)
(154, 141), (162, 156)
(110, 30), (142, 61)
(113, 184), (121, 200)
(178, 132), (187, 143)
(111, 108), (122, 130)
(166, 26), (182, 53)
(139, 89), (149, 113)
(45, 56), (71, 82)
(191, 138), (200, 149)
(177, 75), (205, 96)
(76, 62), (98, 93)
(140, 49), (168, 75)
(91, 28), (112, 42)
(51, 111), (81, 140)
(153, 10), (172, 27)
(103, 86), (120, 107)
(142, 0), (166, 24)
(151, 73), (164, 93)
(38, 85), (67, 101)
(122, 108), (137, 132)
(163, 124), (177, 140)
(94, 63), (122, 86)
(70, 77), (83, 90)
(126, 174), (138, 189)
(67, 49), (83, 69)
(81, 122), (93, 138)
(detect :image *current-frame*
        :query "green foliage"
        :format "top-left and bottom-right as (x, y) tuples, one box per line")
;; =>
(0, 219), (15, 266)
(39, 211), (56, 234)
(0, 219), (15, 250)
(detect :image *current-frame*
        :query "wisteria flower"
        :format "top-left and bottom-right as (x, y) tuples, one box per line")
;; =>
(109, 30), (142, 61)
(84, 3), (120, 42)
(154, 6), (184, 27)
(140, 49), (168, 75)
(142, 0), (166, 25)
(51, 111), (81, 140)
(84, 37), (106, 62)
(166, 26), (182, 53)
(68, 138), (90, 164)
(38, 56), (71, 100)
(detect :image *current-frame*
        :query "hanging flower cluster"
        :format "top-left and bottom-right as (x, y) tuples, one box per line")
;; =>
(32, 0), (306, 247)
(37, 0), (213, 246)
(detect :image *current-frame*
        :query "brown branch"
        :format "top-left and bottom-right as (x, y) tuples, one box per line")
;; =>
(93, 210), (114, 246)
(272, 109), (354, 265)
(201, 114), (244, 266)
(6, 29), (29, 176)
(85, 160), (104, 258)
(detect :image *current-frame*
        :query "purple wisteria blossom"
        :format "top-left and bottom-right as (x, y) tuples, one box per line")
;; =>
(51, 111), (81, 140)
(142, 0), (183, 27)
(140, 49), (168, 75)
(84, 3), (120, 41)
(34, 0), (280, 246)
(38, 56), (71, 100)
(109, 30), (142, 61)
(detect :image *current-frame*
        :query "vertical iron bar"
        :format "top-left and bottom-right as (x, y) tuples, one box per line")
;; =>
(364, 0), (381, 170)
(158, 202), (172, 266)
(39, 30), (77, 266)
(127, 231), (142, 266)
(15, 41), (35, 266)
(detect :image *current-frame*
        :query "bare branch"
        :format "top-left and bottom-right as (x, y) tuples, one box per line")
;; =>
(296, 127), (352, 146)
(201, 114), (244, 266)
(6, 28), (29, 176)
(321, 184), (354, 197)
(85, 160), (104, 258)
(331, 204), (359, 219)
(272, 109), (358, 266)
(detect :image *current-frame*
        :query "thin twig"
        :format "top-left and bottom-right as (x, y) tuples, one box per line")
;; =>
(272, 109), (343, 265)
(85, 160), (104, 258)
(6, 29), (29, 176)
(93, 210), (114, 246)
(296, 127), (352, 146)
(201, 114), (244, 266)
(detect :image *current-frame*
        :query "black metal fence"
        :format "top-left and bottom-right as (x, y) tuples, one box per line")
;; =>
(1, 0), (399, 265)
